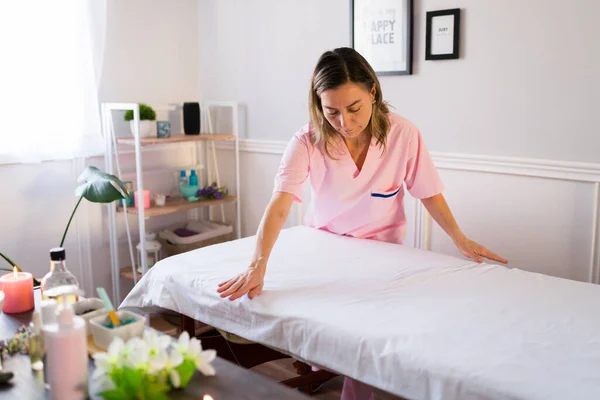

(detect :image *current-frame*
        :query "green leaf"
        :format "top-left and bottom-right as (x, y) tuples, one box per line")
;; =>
(143, 383), (170, 400)
(0, 252), (18, 269)
(0, 256), (39, 286)
(109, 368), (124, 388)
(97, 389), (129, 400)
(147, 382), (170, 392)
(75, 166), (129, 203)
(124, 103), (156, 121)
(175, 359), (196, 388)
(146, 392), (170, 400)
(144, 382), (170, 400)
(122, 367), (144, 397)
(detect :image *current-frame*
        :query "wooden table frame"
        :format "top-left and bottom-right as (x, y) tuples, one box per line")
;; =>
(179, 313), (339, 394)
(0, 290), (315, 399)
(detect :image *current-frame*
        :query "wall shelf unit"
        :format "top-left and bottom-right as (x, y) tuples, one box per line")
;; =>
(119, 267), (142, 281)
(101, 101), (241, 305)
(116, 133), (236, 146)
(116, 195), (238, 218)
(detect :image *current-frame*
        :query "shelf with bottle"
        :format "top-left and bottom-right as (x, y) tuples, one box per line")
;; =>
(116, 133), (236, 146)
(118, 168), (236, 218)
(102, 101), (242, 306)
(117, 195), (237, 218)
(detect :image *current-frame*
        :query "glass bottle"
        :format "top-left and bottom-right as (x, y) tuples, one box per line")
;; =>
(28, 311), (44, 371)
(40, 299), (57, 390)
(40, 248), (79, 305)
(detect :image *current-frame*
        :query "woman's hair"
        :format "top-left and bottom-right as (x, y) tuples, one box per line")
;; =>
(309, 47), (390, 158)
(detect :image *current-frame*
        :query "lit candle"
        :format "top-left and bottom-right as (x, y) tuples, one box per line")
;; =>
(0, 267), (34, 314)
(203, 396), (214, 400)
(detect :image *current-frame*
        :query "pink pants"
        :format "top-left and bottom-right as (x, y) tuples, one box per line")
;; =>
(341, 378), (374, 400)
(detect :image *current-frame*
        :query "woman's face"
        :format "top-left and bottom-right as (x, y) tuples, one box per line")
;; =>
(320, 82), (376, 141)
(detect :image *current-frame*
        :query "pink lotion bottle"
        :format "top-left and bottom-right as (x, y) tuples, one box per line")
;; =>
(42, 293), (88, 400)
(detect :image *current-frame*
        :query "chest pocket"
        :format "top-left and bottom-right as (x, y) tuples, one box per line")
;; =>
(371, 186), (401, 199)
(366, 185), (402, 220)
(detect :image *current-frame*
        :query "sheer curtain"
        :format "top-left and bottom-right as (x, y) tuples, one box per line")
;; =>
(0, 0), (106, 164)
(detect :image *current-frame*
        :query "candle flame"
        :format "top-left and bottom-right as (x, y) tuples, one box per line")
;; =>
(12, 266), (17, 279)
(203, 396), (214, 400)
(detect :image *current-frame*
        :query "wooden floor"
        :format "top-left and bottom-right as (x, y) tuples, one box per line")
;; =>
(251, 358), (344, 399)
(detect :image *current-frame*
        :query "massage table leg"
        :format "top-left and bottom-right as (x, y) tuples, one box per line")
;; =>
(180, 313), (196, 337)
(179, 314), (339, 394)
(281, 361), (339, 394)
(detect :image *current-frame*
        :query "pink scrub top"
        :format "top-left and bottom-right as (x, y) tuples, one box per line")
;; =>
(273, 112), (444, 245)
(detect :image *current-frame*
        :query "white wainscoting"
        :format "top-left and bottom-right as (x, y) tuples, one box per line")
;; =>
(216, 139), (600, 284)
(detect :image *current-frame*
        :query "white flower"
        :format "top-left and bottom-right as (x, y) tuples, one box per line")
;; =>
(188, 337), (217, 376)
(144, 329), (172, 359)
(174, 331), (217, 376)
(92, 337), (125, 379)
(154, 349), (184, 388)
(174, 330), (192, 356)
(93, 330), (216, 393)
(126, 339), (151, 371)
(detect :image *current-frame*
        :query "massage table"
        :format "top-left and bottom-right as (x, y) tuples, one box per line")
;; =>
(120, 226), (600, 399)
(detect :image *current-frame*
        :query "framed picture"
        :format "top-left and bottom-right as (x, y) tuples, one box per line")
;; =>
(425, 8), (461, 60)
(350, 0), (413, 75)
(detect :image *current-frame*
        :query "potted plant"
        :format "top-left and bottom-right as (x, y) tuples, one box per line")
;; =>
(1, 166), (129, 287)
(124, 103), (156, 138)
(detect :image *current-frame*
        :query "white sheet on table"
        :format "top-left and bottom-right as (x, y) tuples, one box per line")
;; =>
(120, 226), (600, 400)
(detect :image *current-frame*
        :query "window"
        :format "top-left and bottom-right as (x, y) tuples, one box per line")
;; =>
(0, 0), (106, 163)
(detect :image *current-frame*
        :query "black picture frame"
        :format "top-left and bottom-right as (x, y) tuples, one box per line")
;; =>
(350, 0), (413, 76)
(425, 8), (461, 60)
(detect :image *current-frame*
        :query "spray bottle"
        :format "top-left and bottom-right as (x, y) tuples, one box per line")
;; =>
(42, 289), (88, 399)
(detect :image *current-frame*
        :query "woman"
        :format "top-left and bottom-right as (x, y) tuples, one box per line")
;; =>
(218, 47), (508, 399)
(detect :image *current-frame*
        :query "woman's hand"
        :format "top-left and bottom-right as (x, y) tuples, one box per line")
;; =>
(216, 192), (294, 301)
(454, 236), (508, 264)
(420, 194), (508, 265)
(217, 261), (266, 301)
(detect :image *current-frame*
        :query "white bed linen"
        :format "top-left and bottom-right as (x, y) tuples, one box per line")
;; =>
(120, 226), (600, 400)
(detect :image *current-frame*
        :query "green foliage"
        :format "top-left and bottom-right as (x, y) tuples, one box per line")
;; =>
(61, 166), (129, 247)
(97, 364), (194, 400)
(75, 166), (129, 204)
(175, 359), (196, 388)
(2, 166), (129, 285)
(124, 104), (156, 121)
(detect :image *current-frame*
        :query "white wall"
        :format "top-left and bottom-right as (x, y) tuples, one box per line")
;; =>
(0, 160), (86, 281)
(0, 0), (200, 300)
(95, 0), (201, 300)
(198, 0), (349, 141)
(199, 0), (600, 164)
(200, 0), (600, 283)
(2, 0), (598, 303)
(99, 0), (199, 104)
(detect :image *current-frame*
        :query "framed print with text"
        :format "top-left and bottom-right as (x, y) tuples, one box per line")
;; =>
(351, 0), (413, 75)
(425, 8), (461, 60)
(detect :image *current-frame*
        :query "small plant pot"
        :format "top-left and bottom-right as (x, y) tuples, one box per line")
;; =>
(130, 120), (154, 138)
(89, 310), (145, 350)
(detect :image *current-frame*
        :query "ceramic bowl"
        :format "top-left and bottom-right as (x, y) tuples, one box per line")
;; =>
(73, 298), (106, 335)
(89, 310), (145, 350)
